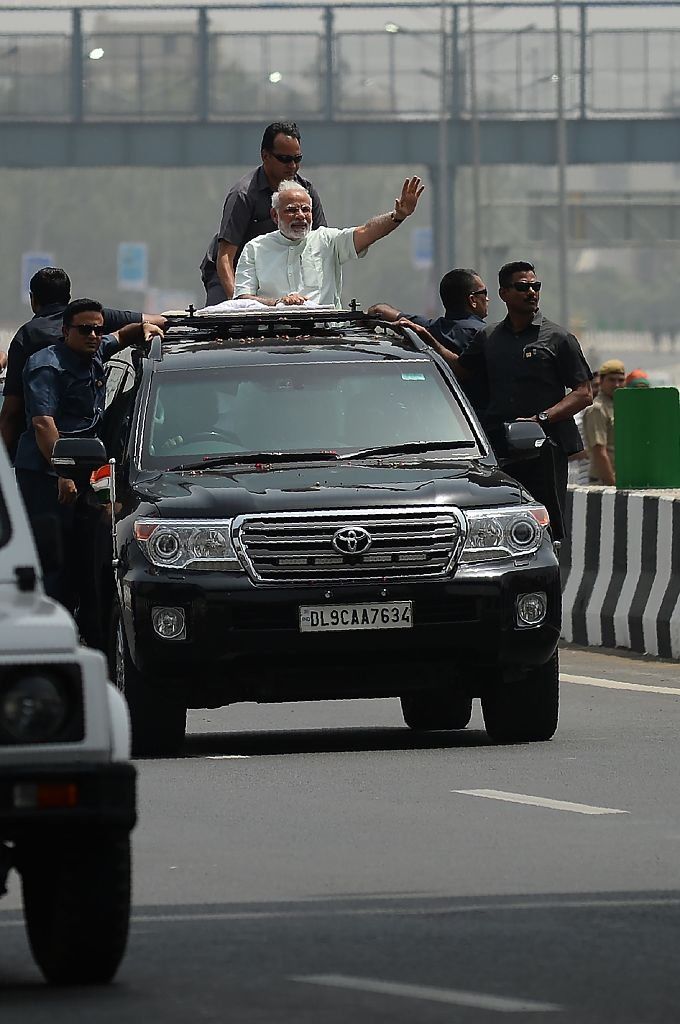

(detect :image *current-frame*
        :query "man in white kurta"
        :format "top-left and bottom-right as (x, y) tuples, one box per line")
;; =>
(234, 177), (424, 309)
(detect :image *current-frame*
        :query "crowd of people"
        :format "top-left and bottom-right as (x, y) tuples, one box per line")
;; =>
(4, 115), (655, 635)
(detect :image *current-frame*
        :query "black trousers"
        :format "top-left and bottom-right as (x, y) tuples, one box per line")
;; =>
(16, 469), (77, 610)
(15, 469), (103, 641)
(503, 444), (569, 541)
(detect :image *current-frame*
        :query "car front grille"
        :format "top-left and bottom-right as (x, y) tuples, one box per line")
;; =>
(233, 507), (467, 585)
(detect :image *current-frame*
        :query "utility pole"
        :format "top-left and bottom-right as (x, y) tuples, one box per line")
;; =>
(555, 0), (569, 328)
(468, 0), (482, 270)
(437, 1), (450, 280)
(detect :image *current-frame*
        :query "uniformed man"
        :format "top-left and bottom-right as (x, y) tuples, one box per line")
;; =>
(200, 121), (326, 305)
(14, 297), (163, 615)
(423, 260), (593, 540)
(582, 358), (626, 485)
(0, 267), (164, 459)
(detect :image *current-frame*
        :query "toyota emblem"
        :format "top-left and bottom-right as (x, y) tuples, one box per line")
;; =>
(332, 526), (372, 555)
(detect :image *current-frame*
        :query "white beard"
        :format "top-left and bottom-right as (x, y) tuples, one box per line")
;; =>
(280, 221), (310, 241)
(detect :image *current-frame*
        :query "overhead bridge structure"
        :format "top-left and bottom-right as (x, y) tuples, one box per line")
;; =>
(1, 1), (679, 275)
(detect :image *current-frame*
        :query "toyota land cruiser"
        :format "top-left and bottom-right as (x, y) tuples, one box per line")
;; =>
(53, 308), (561, 757)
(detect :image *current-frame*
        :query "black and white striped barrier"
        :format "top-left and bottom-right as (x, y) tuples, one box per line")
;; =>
(561, 486), (680, 659)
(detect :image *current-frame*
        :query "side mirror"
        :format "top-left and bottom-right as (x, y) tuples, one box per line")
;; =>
(51, 437), (107, 478)
(503, 420), (547, 462)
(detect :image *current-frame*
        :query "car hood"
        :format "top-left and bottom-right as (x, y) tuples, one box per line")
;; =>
(131, 461), (527, 517)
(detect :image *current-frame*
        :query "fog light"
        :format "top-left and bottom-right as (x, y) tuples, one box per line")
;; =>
(516, 592), (547, 627)
(151, 606), (186, 640)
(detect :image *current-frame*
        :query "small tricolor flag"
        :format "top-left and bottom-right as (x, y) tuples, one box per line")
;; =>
(90, 464), (111, 505)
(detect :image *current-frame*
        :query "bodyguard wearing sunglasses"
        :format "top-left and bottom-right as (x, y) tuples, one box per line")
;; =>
(368, 268), (489, 355)
(454, 260), (593, 540)
(200, 120), (327, 305)
(0, 267), (164, 461)
(14, 299), (162, 611)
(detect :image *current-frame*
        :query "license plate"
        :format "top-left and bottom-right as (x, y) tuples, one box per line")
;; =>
(299, 601), (413, 633)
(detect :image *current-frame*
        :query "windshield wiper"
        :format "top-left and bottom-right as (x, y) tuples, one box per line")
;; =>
(170, 450), (341, 471)
(339, 440), (477, 460)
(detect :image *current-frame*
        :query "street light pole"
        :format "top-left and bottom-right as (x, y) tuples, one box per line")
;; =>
(555, 0), (569, 328)
(468, 0), (482, 270)
(437, 1), (450, 280)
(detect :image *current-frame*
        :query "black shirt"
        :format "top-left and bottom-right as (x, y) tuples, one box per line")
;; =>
(200, 166), (326, 291)
(405, 309), (485, 355)
(3, 303), (140, 399)
(458, 312), (592, 456)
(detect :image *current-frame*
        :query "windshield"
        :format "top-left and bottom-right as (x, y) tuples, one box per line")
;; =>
(141, 359), (479, 468)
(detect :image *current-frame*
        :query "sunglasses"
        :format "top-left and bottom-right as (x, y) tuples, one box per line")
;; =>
(510, 280), (542, 293)
(71, 323), (105, 336)
(470, 287), (488, 296)
(270, 152), (303, 165)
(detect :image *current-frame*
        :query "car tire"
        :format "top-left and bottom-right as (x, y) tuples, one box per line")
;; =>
(19, 831), (131, 985)
(110, 602), (186, 757)
(401, 692), (473, 731)
(481, 651), (559, 743)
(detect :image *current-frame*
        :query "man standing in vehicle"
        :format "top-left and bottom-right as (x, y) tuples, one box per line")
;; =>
(234, 176), (424, 308)
(200, 121), (327, 305)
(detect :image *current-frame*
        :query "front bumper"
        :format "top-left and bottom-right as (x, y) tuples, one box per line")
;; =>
(123, 546), (561, 702)
(0, 762), (137, 838)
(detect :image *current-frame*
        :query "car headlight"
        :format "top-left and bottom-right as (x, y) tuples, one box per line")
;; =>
(0, 674), (68, 743)
(134, 519), (243, 571)
(461, 504), (549, 562)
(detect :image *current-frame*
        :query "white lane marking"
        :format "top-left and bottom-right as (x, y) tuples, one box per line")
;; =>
(453, 789), (628, 815)
(4, 895), (680, 929)
(205, 755), (250, 759)
(561, 673), (680, 697)
(291, 974), (561, 1013)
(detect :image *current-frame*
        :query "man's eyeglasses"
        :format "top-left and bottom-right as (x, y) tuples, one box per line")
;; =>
(71, 323), (105, 336)
(270, 152), (303, 165)
(470, 287), (488, 296)
(283, 204), (312, 215)
(510, 280), (542, 293)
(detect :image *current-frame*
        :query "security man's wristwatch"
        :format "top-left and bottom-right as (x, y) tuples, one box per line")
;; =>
(537, 411), (550, 425)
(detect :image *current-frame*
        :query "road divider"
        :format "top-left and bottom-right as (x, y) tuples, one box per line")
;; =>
(561, 486), (680, 658)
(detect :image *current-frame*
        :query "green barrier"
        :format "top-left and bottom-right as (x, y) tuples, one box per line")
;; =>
(614, 387), (680, 488)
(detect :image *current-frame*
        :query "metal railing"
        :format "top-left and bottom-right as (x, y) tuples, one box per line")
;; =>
(0, 3), (678, 121)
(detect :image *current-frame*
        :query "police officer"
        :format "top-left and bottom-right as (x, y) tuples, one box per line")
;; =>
(200, 120), (326, 305)
(0, 267), (164, 459)
(14, 297), (162, 617)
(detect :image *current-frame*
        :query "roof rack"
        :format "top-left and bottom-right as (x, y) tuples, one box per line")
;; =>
(162, 304), (373, 330)
(147, 304), (429, 360)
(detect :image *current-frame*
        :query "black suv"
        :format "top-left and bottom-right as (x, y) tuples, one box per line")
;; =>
(56, 309), (561, 756)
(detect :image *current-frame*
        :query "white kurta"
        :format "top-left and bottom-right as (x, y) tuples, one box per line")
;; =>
(234, 227), (366, 309)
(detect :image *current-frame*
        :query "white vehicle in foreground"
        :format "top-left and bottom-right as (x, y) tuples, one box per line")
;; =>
(0, 440), (136, 985)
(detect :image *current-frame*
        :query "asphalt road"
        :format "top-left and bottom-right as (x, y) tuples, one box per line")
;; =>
(2, 645), (679, 1023)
